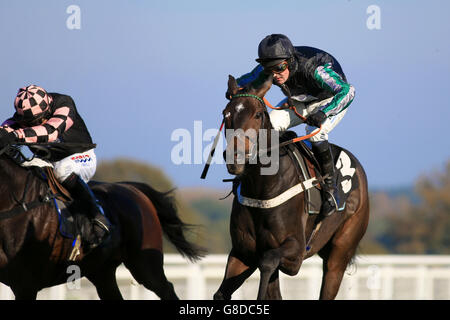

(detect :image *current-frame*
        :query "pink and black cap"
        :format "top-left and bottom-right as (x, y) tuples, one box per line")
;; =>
(14, 85), (52, 124)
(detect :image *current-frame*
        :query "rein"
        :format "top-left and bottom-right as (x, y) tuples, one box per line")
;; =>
(201, 92), (322, 180)
(230, 94), (322, 151)
(262, 97), (322, 145)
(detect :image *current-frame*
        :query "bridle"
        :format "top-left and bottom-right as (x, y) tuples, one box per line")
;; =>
(225, 94), (324, 210)
(200, 92), (322, 179)
(224, 93), (268, 162)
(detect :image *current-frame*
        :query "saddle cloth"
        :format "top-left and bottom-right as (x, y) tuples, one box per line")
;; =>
(284, 131), (359, 214)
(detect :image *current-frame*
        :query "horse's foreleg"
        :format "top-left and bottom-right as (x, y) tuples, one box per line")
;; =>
(265, 269), (282, 300)
(257, 236), (302, 300)
(257, 249), (281, 300)
(214, 250), (256, 300)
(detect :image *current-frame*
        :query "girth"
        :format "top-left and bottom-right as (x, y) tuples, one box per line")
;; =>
(236, 144), (322, 209)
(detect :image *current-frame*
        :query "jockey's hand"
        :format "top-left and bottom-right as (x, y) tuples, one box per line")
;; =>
(306, 111), (327, 127)
(0, 129), (18, 148)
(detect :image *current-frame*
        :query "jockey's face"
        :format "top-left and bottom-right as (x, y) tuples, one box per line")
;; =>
(264, 61), (290, 85)
(273, 67), (289, 85)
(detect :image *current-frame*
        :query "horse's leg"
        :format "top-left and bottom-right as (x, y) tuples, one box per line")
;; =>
(125, 249), (178, 300)
(265, 269), (282, 300)
(12, 287), (38, 300)
(318, 205), (369, 300)
(257, 249), (281, 300)
(257, 236), (302, 300)
(318, 243), (355, 300)
(86, 265), (123, 300)
(214, 250), (256, 300)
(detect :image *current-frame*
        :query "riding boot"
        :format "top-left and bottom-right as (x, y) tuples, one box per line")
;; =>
(311, 141), (340, 217)
(62, 173), (112, 249)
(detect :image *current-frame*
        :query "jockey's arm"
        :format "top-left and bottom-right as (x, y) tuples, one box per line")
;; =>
(9, 104), (75, 144)
(236, 65), (264, 87)
(313, 63), (355, 117)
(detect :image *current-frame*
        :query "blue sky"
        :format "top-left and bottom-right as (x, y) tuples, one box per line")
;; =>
(1, 0), (449, 190)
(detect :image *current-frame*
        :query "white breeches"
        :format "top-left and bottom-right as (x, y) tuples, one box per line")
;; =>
(52, 148), (97, 183)
(268, 96), (347, 142)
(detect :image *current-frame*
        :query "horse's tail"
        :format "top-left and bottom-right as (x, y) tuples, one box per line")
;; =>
(123, 182), (206, 262)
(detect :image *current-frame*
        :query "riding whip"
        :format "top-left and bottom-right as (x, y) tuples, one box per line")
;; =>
(200, 119), (224, 179)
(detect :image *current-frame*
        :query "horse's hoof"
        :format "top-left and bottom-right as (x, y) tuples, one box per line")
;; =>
(213, 291), (228, 300)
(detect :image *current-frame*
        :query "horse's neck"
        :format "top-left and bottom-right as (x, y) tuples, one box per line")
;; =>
(240, 149), (299, 199)
(0, 156), (41, 203)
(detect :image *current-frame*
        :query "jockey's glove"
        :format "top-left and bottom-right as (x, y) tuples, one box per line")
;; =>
(0, 128), (18, 148)
(305, 110), (327, 127)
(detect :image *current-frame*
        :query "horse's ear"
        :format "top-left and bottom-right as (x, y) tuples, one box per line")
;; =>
(227, 75), (239, 96)
(252, 73), (273, 98)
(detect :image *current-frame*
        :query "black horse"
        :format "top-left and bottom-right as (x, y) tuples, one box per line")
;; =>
(213, 75), (369, 300)
(0, 145), (204, 300)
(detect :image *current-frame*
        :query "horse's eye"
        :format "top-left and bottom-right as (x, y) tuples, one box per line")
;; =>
(255, 112), (263, 119)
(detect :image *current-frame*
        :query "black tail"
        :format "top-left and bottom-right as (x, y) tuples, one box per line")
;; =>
(122, 182), (206, 262)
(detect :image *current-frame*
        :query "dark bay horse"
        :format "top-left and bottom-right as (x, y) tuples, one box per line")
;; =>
(213, 75), (369, 300)
(0, 146), (204, 300)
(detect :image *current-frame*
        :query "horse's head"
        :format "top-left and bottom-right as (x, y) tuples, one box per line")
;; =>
(222, 74), (273, 176)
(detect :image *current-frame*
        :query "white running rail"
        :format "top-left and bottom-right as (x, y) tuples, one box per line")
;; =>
(1, 254), (449, 300)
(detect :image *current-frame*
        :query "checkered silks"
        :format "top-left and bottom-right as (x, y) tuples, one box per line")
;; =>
(14, 85), (53, 121)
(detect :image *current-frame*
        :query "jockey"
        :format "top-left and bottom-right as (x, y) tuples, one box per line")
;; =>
(0, 85), (111, 248)
(232, 34), (355, 216)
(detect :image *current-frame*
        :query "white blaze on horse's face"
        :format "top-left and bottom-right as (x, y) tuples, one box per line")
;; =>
(235, 103), (245, 113)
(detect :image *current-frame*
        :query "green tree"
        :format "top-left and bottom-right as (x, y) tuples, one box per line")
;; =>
(415, 161), (450, 253)
(93, 158), (209, 253)
(93, 158), (173, 191)
(382, 161), (450, 254)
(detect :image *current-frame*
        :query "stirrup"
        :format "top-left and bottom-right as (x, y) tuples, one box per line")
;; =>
(88, 219), (112, 250)
(93, 218), (110, 233)
(321, 190), (339, 216)
(326, 190), (339, 209)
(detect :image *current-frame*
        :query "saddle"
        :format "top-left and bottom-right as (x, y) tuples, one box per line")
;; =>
(280, 131), (359, 215)
(21, 158), (94, 250)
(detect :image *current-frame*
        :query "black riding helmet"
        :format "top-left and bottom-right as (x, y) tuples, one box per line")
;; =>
(256, 34), (296, 68)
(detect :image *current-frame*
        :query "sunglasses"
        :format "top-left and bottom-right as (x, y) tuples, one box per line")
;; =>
(264, 61), (288, 74)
